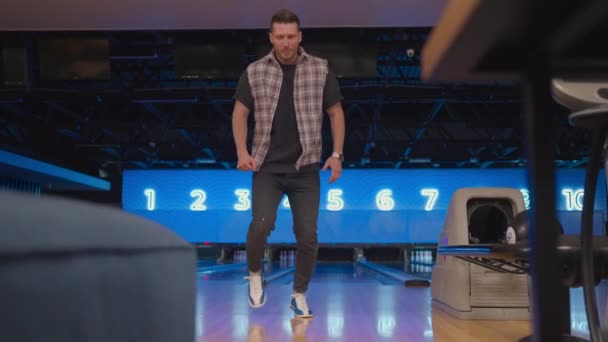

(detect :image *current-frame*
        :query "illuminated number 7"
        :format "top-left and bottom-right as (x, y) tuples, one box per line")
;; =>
(420, 188), (438, 211)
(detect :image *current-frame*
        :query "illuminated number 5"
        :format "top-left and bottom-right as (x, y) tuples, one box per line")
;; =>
(190, 189), (207, 211)
(327, 189), (344, 211)
(421, 188), (438, 211)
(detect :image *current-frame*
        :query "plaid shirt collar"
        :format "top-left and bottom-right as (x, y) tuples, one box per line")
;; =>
(262, 46), (311, 65)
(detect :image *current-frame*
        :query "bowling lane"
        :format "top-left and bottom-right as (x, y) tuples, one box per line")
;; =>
(197, 259), (415, 286)
(310, 262), (405, 285)
(380, 260), (434, 280)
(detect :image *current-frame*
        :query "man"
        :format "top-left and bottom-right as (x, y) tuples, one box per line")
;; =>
(231, 9), (345, 318)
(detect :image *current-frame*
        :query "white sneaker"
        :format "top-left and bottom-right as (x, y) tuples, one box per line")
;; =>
(246, 271), (266, 308)
(290, 293), (313, 318)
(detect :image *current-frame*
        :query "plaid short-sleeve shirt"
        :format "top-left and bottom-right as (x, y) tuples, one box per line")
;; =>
(247, 48), (328, 170)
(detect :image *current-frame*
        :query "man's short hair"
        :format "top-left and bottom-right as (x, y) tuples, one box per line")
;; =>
(270, 9), (300, 31)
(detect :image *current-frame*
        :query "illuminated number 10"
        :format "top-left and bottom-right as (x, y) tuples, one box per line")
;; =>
(144, 188), (155, 211)
(562, 188), (584, 211)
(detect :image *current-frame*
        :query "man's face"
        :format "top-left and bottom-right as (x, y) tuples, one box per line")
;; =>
(269, 22), (301, 64)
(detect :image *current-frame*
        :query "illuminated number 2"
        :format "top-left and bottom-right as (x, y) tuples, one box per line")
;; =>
(190, 189), (207, 211)
(144, 188), (155, 211)
(421, 188), (438, 211)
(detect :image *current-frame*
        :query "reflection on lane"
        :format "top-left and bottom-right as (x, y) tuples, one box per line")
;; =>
(197, 259), (430, 284)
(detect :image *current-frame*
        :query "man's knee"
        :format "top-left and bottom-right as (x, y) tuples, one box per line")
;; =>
(249, 216), (275, 235)
(295, 229), (318, 247)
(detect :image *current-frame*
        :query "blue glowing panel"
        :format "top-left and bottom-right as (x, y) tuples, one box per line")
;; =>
(122, 168), (606, 244)
(0, 150), (110, 191)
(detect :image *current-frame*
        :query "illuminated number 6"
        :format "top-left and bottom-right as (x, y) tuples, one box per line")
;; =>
(376, 189), (395, 211)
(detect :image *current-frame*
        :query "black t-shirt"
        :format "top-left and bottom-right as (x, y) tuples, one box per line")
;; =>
(234, 62), (342, 173)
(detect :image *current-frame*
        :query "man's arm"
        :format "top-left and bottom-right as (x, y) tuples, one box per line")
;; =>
(232, 100), (256, 171)
(326, 102), (345, 156)
(323, 101), (345, 183)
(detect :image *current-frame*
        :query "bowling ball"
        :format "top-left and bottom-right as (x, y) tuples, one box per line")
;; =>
(468, 205), (510, 244)
(506, 210), (564, 244)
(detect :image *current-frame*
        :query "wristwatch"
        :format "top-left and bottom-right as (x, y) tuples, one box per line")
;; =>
(331, 152), (344, 162)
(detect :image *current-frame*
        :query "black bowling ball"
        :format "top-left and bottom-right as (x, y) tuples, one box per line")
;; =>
(506, 210), (564, 244)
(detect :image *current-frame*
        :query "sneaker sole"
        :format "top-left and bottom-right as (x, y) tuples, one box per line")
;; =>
(249, 294), (266, 308)
(290, 305), (313, 318)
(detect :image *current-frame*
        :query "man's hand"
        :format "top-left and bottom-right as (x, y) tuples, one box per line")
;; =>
(237, 153), (257, 171)
(322, 157), (342, 183)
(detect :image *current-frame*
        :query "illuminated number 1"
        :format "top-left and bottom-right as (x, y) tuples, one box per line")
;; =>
(190, 189), (207, 211)
(420, 188), (438, 211)
(144, 188), (155, 211)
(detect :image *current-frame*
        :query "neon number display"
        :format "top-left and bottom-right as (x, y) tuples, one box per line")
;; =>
(562, 188), (584, 211)
(421, 188), (438, 211)
(190, 189), (208, 211)
(144, 188), (155, 211)
(234, 189), (250, 211)
(327, 189), (344, 211)
(375, 189), (395, 211)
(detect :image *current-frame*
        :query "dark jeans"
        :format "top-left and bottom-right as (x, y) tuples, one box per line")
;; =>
(246, 170), (320, 293)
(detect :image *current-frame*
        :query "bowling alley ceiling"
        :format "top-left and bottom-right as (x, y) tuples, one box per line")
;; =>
(0, 28), (591, 181)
